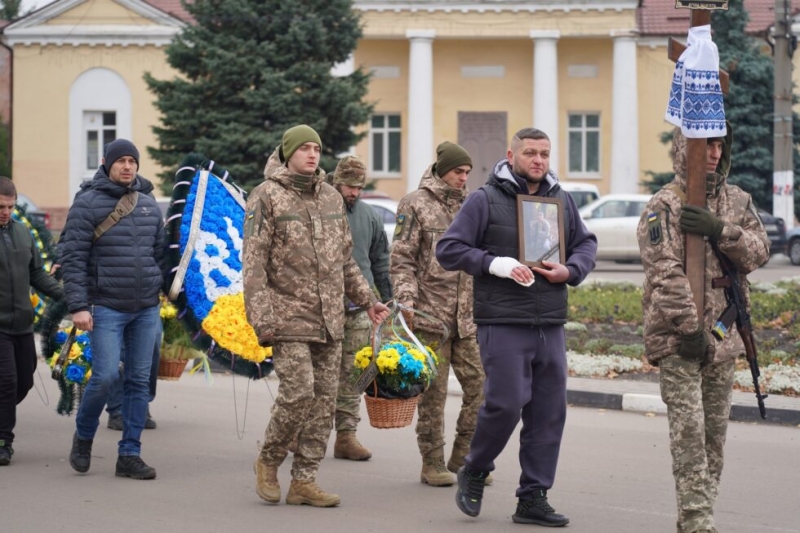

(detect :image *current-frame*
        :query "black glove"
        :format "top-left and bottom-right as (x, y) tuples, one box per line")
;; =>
(677, 329), (710, 363)
(679, 205), (724, 241)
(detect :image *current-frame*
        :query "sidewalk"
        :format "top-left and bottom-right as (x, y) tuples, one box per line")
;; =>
(447, 373), (800, 426)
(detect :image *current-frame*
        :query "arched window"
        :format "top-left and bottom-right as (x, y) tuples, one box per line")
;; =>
(69, 68), (131, 199)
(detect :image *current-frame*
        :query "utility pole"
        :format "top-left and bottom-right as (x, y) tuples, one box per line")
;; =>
(773, 0), (795, 228)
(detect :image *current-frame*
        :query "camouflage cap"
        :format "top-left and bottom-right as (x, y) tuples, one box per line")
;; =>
(332, 155), (367, 187)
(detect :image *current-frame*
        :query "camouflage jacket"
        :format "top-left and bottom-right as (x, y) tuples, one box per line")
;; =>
(637, 128), (770, 364)
(242, 148), (377, 344)
(390, 165), (476, 339)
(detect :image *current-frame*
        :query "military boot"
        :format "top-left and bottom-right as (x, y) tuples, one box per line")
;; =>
(447, 441), (493, 485)
(285, 479), (341, 507)
(420, 454), (455, 486)
(253, 459), (281, 503)
(334, 431), (372, 461)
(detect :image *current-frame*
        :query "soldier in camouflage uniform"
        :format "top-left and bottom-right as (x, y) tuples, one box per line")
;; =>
(330, 155), (392, 461)
(390, 141), (486, 487)
(636, 124), (769, 533)
(243, 125), (390, 508)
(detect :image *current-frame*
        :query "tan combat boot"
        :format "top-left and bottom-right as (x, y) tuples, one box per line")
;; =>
(447, 441), (493, 485)
(334, 431), (372, 461)
(253, 459), (280, 503)
(420, 454), (455, 486)
(285, 479), (341, 507)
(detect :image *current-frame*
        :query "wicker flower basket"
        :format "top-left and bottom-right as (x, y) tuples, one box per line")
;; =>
(364, 392), (419, 429)
(157, 358), (189, 381)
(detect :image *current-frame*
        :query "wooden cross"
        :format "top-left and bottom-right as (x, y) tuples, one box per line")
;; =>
(667, 5), (729, 324)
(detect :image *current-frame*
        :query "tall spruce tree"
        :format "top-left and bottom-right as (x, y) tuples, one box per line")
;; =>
(645, 0), (800, 218)
(145, 0), (372, 192)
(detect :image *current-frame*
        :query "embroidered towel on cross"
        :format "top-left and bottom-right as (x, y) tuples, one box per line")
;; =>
(665, 25), (726, 138)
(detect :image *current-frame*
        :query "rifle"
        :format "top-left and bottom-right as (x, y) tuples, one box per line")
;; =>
(710, 246), (767, 419)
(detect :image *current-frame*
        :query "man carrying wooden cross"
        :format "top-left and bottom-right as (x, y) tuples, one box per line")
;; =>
(637, 4), (770, 532)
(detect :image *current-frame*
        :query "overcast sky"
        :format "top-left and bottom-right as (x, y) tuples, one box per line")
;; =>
(21, 0), (55, 15)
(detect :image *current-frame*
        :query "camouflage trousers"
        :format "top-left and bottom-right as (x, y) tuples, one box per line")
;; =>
(659, 355), (735, 533)
(416, 331), (485, 458)
(259, 339), (342, 482)
(335, 311), (371, 432)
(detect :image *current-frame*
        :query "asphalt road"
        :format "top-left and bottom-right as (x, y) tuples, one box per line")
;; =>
(587, 253), (798, 285)
(3, 365), (798, 533)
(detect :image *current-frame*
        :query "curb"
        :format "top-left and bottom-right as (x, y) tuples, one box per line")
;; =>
(449, 377), (800, 426)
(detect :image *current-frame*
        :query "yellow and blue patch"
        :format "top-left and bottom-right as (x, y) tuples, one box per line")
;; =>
(647, 212), (662, 245)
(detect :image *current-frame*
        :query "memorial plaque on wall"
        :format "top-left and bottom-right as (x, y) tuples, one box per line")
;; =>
(675, 0), (728, 9)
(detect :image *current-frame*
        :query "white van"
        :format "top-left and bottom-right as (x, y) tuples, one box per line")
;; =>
(558, 182), (601, 209)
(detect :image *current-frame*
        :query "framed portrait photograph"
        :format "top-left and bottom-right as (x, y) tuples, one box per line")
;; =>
(517, 195), (566, 267)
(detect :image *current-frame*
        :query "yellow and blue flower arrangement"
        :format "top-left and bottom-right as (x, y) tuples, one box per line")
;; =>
(354, 340), (438, 399)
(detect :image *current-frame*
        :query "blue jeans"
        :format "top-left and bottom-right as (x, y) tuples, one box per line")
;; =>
(106, 318), (162, 416)
(75, 305), (160, 456)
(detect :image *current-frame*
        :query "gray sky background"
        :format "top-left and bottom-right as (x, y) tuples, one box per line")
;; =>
(21, 0), (55, 15)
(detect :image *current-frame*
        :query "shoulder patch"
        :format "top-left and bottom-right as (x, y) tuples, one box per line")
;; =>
(394, 213), (406, 237)
(647, 212), (662, 245)
(244, 208), (259, 238)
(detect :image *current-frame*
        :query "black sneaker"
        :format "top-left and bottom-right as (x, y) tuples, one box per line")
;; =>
(144, 410), (157, 430)
(0, 440), (13, 466)
(512, 490), (569, 527)
(116, 455), (157, 480)
(107, 413), (123, 431)
(455, 465), (489, 517)
(69, 432), (93, 473)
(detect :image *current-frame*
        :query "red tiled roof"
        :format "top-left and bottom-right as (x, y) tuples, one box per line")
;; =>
(145, 0), (194, 23)
(639, 0), (800, 36)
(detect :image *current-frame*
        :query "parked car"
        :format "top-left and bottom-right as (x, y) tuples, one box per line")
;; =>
(579, 194), (652, 263)
(756, 209), (786, 257)
(15, 193), (51, 229)
(559, 182), (601, 209)
(786, 226), (800, 266)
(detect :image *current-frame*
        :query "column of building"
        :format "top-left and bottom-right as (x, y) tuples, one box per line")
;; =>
(406, 29), (435, 193)
(530, 30), (561, 173)
(610, 30), (639, 194)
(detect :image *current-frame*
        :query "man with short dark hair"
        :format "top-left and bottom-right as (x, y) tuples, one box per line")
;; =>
(60, 138), (166, 479)
(330, 155), (392, 461)
(0, 177), (63, 465)
(437, 128), (597, 526)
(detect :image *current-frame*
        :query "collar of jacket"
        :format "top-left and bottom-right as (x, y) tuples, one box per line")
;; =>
(488, 160), (560, 198)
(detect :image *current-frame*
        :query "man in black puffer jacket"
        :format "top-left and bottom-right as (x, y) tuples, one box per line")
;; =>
(60, 139), (165, 480)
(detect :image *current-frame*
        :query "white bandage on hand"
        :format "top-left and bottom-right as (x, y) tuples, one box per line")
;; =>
(488, 256), (534, 287)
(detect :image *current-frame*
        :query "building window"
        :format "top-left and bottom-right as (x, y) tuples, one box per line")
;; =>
(84, 111), (117, 171)
(567, 113), (600, 175)
(370, 114), (401, 174)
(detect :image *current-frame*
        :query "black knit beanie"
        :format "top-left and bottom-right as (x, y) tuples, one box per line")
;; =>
(103, 139), (140, 170)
